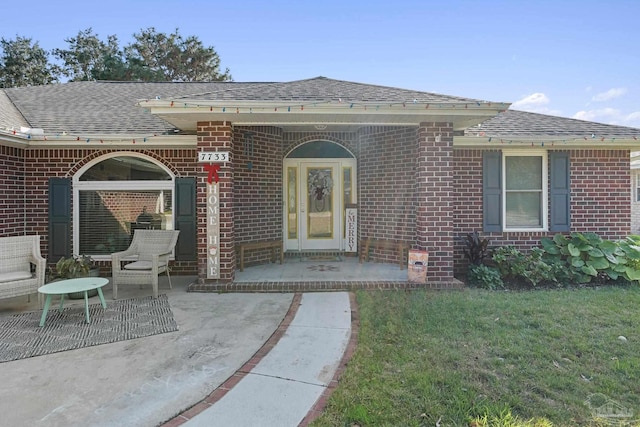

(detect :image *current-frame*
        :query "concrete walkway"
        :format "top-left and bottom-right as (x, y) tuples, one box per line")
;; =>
(0, 277), (353, 427)
(178, 292), (352, 427)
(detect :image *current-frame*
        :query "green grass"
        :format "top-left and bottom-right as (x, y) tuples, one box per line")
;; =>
(311, 287), (640, 426)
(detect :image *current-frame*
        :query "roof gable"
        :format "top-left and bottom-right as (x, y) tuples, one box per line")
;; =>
(174, 76), (489, 104)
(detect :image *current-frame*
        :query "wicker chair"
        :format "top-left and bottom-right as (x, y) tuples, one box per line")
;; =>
(0, 235), (46, 304)
(111, 230), (180, 299)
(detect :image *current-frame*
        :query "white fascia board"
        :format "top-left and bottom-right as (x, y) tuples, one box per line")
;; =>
(26, 134), (195, 148)
(455, 135), (640, 149)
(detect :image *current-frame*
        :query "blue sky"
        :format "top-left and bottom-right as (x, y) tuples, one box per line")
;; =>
(3, 0), (639, 127)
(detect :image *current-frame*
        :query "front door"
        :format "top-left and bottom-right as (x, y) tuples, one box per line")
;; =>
(284, 158), (356, 251)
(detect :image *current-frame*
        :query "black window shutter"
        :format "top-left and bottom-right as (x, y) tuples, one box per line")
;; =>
(174, 177), (197, 261)
(549, 152), (571, 232)
(48, 178), (71, 261)
(483, 151), (502, 232)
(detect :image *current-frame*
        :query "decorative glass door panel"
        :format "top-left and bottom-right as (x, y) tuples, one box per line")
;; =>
(299, 163), (341, 250)
(307, 167), (333, 239)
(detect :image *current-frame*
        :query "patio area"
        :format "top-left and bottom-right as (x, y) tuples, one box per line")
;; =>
(0, 275), (294, 427)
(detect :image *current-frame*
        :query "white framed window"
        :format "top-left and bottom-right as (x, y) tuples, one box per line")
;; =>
(503, 150), (548, 231)
(72, 153), (175, 261)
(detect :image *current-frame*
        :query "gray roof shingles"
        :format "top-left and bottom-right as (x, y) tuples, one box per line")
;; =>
(1, 76), (638, 138)
(0, 89), (29, 130)
(0, 77), (497, 135)
(470, 109), (640, 138)
(174, 77), (486, 103)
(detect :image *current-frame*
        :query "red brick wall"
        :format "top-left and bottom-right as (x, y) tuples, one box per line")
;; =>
(358, 126), (418, 260)
(233, 126), (283, 266)
(416, 123), (454, 281)
(570, 149), (630, 236)
(0, 145), (27, 236)
(452, 148), (631, 276)
(1, 135), (632, 283)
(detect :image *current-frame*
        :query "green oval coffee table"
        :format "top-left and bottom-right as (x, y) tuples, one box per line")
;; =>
(38, 277), (109, 327)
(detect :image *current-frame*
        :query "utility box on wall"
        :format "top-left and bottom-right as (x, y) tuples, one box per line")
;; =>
(408, 250), (429, 284)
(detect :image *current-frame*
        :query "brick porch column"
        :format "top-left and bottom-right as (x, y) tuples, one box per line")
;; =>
(197, 121), (235, 283)
(416, 122), (455, 283)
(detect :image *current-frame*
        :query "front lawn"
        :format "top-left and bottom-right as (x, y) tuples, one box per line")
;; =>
(312, 287), (640, 426)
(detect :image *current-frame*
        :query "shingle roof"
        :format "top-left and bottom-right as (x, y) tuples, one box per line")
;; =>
(0, 77), (497, 135)
(467, 109), (640, 138)
(0, 90), (29, 130)
(2, 81), (235, 134)
(173, 76), (486, 103)
(1, 77), (638, 138)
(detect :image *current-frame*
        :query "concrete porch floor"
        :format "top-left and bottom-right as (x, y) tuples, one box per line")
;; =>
(234, 255), (409, 282)
(188, 255), (463, 292)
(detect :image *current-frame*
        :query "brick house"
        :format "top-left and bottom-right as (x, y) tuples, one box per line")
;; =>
(1, 77), (638, 289)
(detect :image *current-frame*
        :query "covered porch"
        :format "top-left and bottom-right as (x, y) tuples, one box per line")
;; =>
(140, 77), (509, 287)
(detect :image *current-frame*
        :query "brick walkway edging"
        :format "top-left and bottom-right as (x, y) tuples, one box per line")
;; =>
(160, 292), (359, 426)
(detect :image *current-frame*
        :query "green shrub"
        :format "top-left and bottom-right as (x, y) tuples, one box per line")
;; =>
(541, 232), (640, 284)
(468, 264), (504, 290)
(491, 246), (523, 279)
(491, 246), (556, 287)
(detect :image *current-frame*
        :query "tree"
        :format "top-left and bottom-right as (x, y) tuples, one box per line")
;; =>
(92, 54), (164, 82)
(0, 36), (59, 88)
(52, 28), (122, 81)
(0, 28), (232, 86)
(125, 27), (232, 82)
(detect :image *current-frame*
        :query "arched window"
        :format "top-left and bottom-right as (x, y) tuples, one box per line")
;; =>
(74, 155), (175, 258)
(287, 140), (353, 158)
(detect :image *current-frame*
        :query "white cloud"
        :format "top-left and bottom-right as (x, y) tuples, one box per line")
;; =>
(626, 111), (640, 122)
(622, 111), (640, 128)
(591, 87), (627, 102)
(512, 92), (549, 108)
(573, 107), (620, 122)
(510, 92), (562, 116)
(573, 108), (621, 123)
(572, 108), (640, 128)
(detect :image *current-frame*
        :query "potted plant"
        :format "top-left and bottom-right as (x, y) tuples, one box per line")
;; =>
(49, 255), (101, 299)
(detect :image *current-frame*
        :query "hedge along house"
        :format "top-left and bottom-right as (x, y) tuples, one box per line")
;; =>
(1, 77), (639, 290)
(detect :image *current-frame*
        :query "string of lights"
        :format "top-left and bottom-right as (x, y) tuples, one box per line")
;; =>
(0, 127), (163, 144)
(140, 98), (507, 112)
(470, 134), (640, 147)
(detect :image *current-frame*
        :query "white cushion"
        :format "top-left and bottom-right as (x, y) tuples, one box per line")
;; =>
(0, 271), (33, 283)
(123, 261), (167, 270)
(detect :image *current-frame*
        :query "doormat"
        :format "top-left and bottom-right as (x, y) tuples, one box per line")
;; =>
(0, 294), (178, 363)
(306, 264), (340, 272)
(300, 255), (342, 262)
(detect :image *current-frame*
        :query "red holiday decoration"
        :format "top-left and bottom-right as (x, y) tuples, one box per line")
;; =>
(204, 164), (221, 184)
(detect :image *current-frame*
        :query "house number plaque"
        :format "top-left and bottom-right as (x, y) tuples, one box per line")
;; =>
(198, 151), (229, 162)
